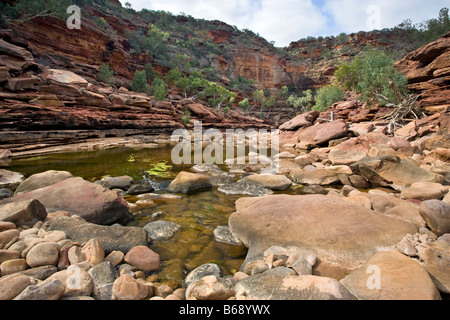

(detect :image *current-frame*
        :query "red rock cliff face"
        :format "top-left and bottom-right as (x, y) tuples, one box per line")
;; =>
(225, 47), (293, 90)
(9, 16), (144, 84)
(396, 32), (450, 112)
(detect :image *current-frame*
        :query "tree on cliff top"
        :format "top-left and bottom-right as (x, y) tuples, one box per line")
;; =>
(1, 0), (72, 22)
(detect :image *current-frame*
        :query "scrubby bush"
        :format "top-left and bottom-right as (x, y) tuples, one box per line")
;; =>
(97, 63), (114, 85)
(335, 49), (408, 105)
(238, 99), (249, 112)
(132, 70), (149, 94)
(1, 0), (71, 21)
(152, 78), (167, 101)
(181, 108), (191, 124)
(313, 85), (345, 112)
(286, 89), (314, 111)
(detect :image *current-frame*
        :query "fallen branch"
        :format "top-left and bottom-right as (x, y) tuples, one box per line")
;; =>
(372, 80), (425, 134)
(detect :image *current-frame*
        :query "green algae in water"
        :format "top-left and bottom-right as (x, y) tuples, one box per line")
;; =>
(146, 161), (175, 178)
(8, 146), (248, 286)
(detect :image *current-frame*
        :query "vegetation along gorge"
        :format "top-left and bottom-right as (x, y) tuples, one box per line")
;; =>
(0, 0), (449, 302)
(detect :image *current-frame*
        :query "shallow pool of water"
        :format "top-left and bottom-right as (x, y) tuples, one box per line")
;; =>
(8, 146), (250, 287)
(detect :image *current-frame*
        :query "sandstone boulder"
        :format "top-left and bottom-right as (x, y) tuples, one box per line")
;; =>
(0, 149), (11, 160)
(235, 273), (356, 300)
(186, 275), (235, 300)
(48, 217), (147, 254)
(0, 199), (47, 227)
(0, 274), (31, 300)
(419, 200), (450, 236)
(14, 171), (74, 195)
(124, 246), (160, 272)
(291, 169), (340, 186)
(240, 174), (292, 191)
(0, 39), (34, 63)
(328, 150), (367, 165)
(0, 177), (131, 225)
(229, 195), (417, 279)
(401, 182), (448, 201)
(332, 131), (389, 153)
(423, 234), (450, 294)
(167, 171), (213, 194)
(218, 180), (273, 197)
(350, 155), (444, 191)
(100, 176), (134, 191)
(389, 137), (411, 151)
(112, 274), (148, 300)
(184, 263), (222, 289)
(13, 279), (66, 300)
(279, 111), (319, 131)
(297, 120), (348, 149)
(45, 69), (88, 86)
(26, 242), (60, 268)
(340, 251), (441, 300)
(143, 220), (181, 241)
(0, 169), (24, 189)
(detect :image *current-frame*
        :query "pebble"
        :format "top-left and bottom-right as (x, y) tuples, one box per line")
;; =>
(0, 249), (20, 264)
(0, 221), (16, 232)
(124, 246), (160, 272)
(44, 230), (66, 242)
(19, 228), (39, 239)
(68, 246), (86, 264)
(1, 258), (27, 276)
(290, 257), (313, 275)
(396, 240), (418, 257)
(14, 279), (66, 300)
(243, 260), (269, 276)
(155, 284), (173, 298)
(185, 275), (235, 301)
(0, 229), (19, 249)
(105, 250), (124, 266)
(112, 274), (148, 300)
(25, 242), (60, 268)
(0, 274), (31, 300)
(82, 239), (105, 267)
(184, 263), (222, 289)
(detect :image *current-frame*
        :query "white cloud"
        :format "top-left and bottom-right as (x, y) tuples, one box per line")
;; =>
(247, 0), (328, 46)
(323, 0), (449, 36)
(120, 0), (449, 46)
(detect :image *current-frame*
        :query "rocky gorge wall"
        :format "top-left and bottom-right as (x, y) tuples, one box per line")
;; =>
(0, 29), (268, 154)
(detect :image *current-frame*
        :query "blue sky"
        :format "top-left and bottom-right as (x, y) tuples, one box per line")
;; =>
(120, 0), (449, 47)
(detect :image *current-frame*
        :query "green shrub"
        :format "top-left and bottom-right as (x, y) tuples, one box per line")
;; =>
(97, 63), (114, 85)
(313, 85), (345, 112)
(132, 70), (149, 94)
(181, 108), (191, 124)
(335, 49), (408, 105)
(152, 78), (167, 101)
(238, 99), (249, 112)
(145, 64), (155, 82)
(286, 89), (314, 111)
(96, 17), (108, 29)
(2, 0), (71, 21)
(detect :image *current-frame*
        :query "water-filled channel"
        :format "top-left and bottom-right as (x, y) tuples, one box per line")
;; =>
(8, 146), (254, 287)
